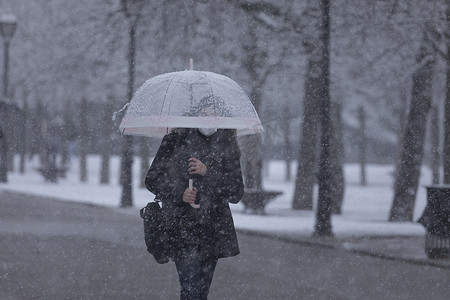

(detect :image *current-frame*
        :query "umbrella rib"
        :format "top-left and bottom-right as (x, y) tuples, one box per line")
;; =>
(201, 72), (217, 126)
(158, 72), (178, 130)
(233, 79), (256, 117)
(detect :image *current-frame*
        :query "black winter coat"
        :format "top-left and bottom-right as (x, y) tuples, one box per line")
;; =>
(145, 128), (244, 260)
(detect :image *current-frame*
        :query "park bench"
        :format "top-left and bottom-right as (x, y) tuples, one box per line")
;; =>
(241, 189), (282, 215)
(37, 165), (67, 182)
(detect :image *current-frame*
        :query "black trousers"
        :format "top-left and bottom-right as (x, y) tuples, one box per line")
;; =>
(174, 249), (218, 300)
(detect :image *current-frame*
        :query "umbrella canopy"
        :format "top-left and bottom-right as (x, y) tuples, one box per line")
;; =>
(118, 70), (264, 137)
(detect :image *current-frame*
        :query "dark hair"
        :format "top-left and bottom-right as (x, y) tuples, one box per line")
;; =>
(220, 129), (240, 158)
(189, 95), (231, 117)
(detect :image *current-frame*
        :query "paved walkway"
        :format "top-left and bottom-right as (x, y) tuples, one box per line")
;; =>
(237, 229), (450, 269)
(2, 191), (450, 300)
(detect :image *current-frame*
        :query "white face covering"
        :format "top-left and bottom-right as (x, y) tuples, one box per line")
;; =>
(198, 128), (217, 137)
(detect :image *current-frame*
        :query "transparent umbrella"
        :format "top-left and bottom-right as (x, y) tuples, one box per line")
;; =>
(118, 70), (264, 137)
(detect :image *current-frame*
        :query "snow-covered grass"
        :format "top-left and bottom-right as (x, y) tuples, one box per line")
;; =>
(0, 155), (428, 239)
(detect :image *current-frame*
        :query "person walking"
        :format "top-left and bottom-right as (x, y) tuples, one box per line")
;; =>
(145, 127), (244, 300)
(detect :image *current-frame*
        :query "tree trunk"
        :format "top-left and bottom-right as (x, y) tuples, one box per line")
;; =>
(314, 0), (333, 237)
(20, 95), (28, 174)
(0, 126), (6, 182)
(239, 14), (272, 193)
(6, 106), (13, 172)
(359, 106), (367, 186)
(36, 100), (48, 170)
(444, 3), (450, 184)
(61, 100), (71, 171)
(100, 99), (113, 184)
(28, 105), (39, 160)
(330, 102), (345, 215)
(241, 133), (263, 191)
(390, 41), (435, 222)
(292, 70), (321, 210)
(281, 105), (292, 181)
(121, 135), (133, 207)
(120, 15), (138, 208)
(292, 0), (322, 211)
(430, 105), (440, 185)
(0, 103), (8, 182)
(241, 72), (262, 189)
(139, 137), (151, 188)
(393, 91), (409, 188)
(445, 57), (450, 184)
(241, 42), (264, 191)
(79, 97), (88, 183)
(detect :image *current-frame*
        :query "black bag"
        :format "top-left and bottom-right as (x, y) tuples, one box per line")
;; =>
(140, 201), (170, 264)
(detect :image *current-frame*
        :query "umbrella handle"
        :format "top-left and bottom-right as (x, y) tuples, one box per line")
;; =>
(188, 179), (200, 209)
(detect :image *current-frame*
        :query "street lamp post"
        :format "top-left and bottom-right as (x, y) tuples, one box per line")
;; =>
(0, 13), (16, 97)
(0, 13), (17, 183)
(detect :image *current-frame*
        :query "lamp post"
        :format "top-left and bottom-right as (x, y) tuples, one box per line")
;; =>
(0, 13), (17, 183)
(0, 13), (16, 98)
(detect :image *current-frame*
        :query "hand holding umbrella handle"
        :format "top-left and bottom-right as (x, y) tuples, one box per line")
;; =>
(189, 179), (200, 209)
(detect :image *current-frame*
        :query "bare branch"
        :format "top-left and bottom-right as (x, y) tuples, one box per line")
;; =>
(388, 0), (400, 18)
(226, 0), (306, 35)
(254, 12), (278, 30)
(260, 45), (289, 86)
(425, 23), (448, 60)
(428, 38), (448, 60)
(226, 0), (282, 16)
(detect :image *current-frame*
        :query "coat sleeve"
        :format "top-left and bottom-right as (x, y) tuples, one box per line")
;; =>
(145, 132), (185, 204)
(204, 137), (244, 204)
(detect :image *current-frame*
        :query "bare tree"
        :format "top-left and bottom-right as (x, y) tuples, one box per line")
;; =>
(292, 10), (322, 209)
(226, 0), (288, 193)
(330, 102), (345, 215)
(358, 105), (367, 186)
(281, 104), (293, 181)
(421, 1), (449, 184)
(292, 68), (321, 209)
(390, 33), (436, 222)
(314, 0), (333, 237)
(239, 18), (266, 191)
(36, 100), (48, 170)
(61, 100), (71, 171)
(118, 0), (145, 207)
(430, 105), (440, 185)
(444, 1), (450, 184)
(0, 126), (6, 182)
(19, 91), (28, 174)
(79, 97), (88, 183)
(393, 91), (409, 187)
(100, 97), (113, 184)
(139, 137), (151, 188)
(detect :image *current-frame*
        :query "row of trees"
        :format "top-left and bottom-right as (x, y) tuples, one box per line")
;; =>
(1, 0), (448, 235)
(225, 0), (449, 231)
(234, 0), (448, 233)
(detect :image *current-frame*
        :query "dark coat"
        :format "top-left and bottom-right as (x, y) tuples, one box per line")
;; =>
(145, 128), (244, 260)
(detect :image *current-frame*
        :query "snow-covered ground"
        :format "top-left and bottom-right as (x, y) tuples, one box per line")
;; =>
(0, 155), (428, 239)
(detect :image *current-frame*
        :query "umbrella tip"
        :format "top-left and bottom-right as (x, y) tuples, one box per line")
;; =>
(189, 58), (193, 71)
(112, 102), (130, 121)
